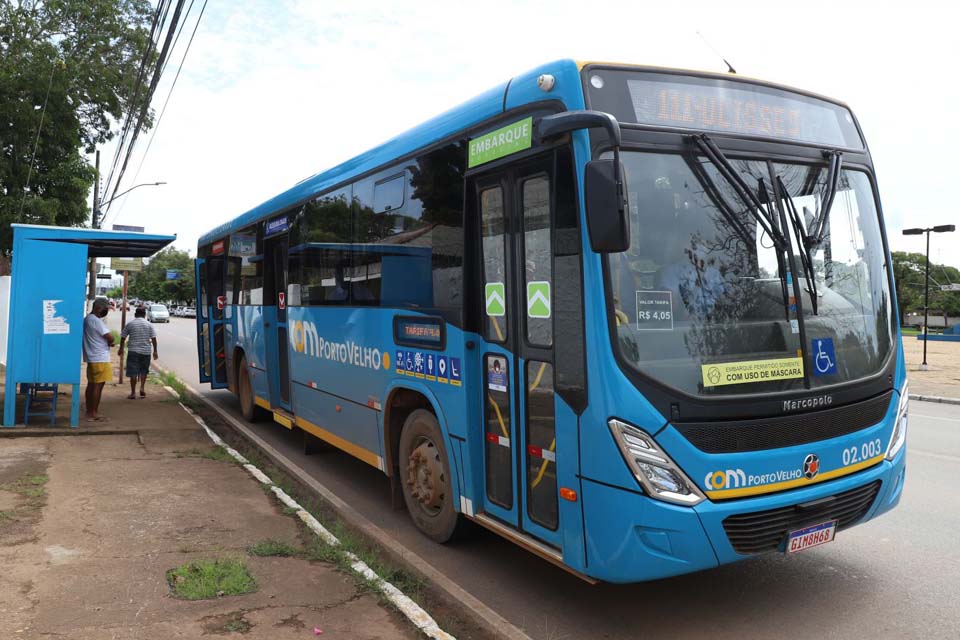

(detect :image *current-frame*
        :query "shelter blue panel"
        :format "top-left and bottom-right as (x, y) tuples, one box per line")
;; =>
(9, 239), (87, 383)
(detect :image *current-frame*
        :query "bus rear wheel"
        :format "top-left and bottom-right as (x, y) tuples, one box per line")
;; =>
(237, 355), (267, 422)
(399, 409), (462, 543)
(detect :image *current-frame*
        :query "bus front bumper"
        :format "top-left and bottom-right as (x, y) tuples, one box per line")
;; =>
(580, 449), (905, 583)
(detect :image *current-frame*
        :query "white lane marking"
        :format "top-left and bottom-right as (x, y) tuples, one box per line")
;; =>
(163, 377), (456, 640)
(912, 413), (960, 423)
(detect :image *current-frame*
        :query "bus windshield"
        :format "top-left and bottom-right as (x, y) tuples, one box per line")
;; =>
(609, 151), (894, 397)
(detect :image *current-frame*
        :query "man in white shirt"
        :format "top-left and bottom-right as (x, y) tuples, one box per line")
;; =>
(118, 307), (158, 399)
(83, 298), (115, 421)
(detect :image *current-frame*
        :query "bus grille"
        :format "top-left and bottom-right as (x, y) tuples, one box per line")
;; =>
(675, 391), (892, 453)
(722, 480), (882, 555)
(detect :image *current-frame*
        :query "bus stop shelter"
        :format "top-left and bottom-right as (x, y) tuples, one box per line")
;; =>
(2, 224), (175, 427)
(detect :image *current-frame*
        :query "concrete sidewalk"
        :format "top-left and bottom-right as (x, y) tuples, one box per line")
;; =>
(0, 367), (417, 638)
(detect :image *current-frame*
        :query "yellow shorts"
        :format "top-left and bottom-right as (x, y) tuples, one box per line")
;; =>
(86, 362), (112, 384)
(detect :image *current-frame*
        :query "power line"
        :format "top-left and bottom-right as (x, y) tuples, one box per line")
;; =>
(106, 0), (209, 228)
(17, 57), (58, 218)
(101, 0), (169, 203)
(102, 0), (188, 216)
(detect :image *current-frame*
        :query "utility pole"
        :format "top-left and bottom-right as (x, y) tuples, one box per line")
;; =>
(903, 224), (956, 370)
(87, 150), (100, 302)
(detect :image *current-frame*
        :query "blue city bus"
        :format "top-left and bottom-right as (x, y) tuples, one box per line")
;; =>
(195, 60), (907, 582)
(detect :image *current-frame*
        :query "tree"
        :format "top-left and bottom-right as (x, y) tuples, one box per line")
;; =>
(129, 247), (194, 304)
(891, 251), (960, 326)
(105, 286), (123, 298)
(0, 0), (155, 253)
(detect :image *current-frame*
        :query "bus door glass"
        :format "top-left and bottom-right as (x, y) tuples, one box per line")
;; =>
(264, 230), (291, 410)
(473, 154), (560, 546)
(195, 257), (211, 383)
(197, 247), (229, 389)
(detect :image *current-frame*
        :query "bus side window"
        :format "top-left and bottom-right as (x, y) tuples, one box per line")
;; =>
(289, 189), (352, 306)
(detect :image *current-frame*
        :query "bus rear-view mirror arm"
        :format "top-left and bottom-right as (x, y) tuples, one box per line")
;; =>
(537, 111), (630, 253)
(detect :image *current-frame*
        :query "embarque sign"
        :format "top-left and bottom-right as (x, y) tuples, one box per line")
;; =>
(468, 117), (533, 168)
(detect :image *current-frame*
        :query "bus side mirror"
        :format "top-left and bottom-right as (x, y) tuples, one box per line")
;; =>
(585, 159), (630, 253)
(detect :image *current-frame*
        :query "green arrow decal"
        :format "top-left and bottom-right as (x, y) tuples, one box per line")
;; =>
(527, 281), (551, 318)
(485, 282), (505, 317)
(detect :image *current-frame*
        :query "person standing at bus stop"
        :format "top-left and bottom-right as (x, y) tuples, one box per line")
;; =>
(83, 298), (115, 422)
(117, 307), (158, 399)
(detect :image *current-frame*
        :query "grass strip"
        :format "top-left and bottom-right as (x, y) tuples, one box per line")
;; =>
(247, 538), (299, 557)
(166, 556), (257, 600)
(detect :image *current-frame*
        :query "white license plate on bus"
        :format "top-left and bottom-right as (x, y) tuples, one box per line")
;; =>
(786, 520), (837, 554)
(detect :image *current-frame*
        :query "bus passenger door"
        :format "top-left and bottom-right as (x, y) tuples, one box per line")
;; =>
(472, 154), (562, 548)
(195, 258), (211, 383)
(263, 233), (291, 411)
(196, 254), (229, 389)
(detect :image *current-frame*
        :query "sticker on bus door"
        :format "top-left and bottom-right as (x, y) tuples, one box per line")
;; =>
(487, 355), (507, 392)
(278, 292), (285, 310)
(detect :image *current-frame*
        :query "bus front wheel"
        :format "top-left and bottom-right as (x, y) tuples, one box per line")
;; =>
(237, 356), (267, 422)
(399, 409), (462, 543)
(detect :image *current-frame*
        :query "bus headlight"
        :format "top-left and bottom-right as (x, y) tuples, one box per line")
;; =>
(886, 381), (909, 461)
(608, 419), (706, 506)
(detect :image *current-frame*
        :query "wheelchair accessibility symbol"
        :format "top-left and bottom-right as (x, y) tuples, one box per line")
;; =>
(812, 338), (837, 376)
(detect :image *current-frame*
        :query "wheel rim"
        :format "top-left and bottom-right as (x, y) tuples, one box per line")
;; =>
(405, 435), (445, 516)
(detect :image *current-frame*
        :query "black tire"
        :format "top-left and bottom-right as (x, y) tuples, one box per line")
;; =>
(398, 409), (464, 543)
(237, 355), (267, 422)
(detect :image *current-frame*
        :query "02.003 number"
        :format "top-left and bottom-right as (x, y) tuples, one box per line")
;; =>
(842, 439), (883, 466)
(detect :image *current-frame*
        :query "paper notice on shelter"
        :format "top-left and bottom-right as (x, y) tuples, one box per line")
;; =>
(43, 299), (70, 334)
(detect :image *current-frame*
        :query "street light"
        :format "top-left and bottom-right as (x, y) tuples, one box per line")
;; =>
(93, 181), (167, 228)
(902, 224), (956, 370)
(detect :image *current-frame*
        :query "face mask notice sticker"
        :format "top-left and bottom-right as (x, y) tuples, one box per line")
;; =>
(701, 357), (804, 388)
(635, 290), (674, 330)
(488, 355), (508, 392)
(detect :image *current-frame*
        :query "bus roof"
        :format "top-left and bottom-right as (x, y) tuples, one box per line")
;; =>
(198, 59), (586, 246)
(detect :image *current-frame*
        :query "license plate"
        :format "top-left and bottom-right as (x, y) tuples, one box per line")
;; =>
(786, 520), (837, 554)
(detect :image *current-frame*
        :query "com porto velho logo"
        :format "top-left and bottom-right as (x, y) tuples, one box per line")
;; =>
(705, 453), (819, 491)
(290, 320), (386, 371)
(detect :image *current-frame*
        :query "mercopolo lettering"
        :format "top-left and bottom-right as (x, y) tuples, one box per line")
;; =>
(783, 395), (834, 412)
(468, 117), (533, 167)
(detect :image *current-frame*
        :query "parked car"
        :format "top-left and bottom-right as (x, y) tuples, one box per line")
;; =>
(147, 304), (170, 323)
(182, 307), (196, 318)
(171, 306), (183, 317)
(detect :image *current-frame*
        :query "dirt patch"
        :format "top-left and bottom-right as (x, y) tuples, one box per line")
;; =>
(903, 337), (960, 397)
(275, 612), (305, 629)
(200, 610), (253, 635)
(0, 442), (50, 546)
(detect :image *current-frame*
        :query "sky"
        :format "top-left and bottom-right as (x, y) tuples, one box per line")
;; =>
(91, 0), (960, 272)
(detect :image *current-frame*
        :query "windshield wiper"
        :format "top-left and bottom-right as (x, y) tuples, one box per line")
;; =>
(805, 150), (843, 248)
(776, 175), (819, 314)
(691, 134), (788, 252)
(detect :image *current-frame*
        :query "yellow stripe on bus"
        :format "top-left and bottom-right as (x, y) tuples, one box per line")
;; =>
(294, 416), (384, 472)
(705, 455), (885, 500)
(254, 395), (271, 410)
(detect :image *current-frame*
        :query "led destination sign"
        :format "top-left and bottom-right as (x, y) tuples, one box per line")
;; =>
(585, 69), (864, 149)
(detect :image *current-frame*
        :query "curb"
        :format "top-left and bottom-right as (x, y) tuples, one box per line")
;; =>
(909, 393), (960, 406)
(154, 365), (533, 640)
(161, 383), (456, 640)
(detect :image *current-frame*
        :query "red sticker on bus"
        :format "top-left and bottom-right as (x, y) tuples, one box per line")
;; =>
(278, 292), (285, 310)
(216, 295), (226, 310)
(211, 240), (225, 255)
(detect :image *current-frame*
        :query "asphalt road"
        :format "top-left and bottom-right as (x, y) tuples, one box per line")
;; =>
(115, 313), (960, 639)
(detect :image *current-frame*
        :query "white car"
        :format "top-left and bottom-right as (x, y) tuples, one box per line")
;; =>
(147, 304), (170, 323)
(182, 307), (196, 318)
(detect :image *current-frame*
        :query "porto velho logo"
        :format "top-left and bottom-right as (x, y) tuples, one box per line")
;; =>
(705, 453), (820, 492)
(290, 320), (387, 371)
